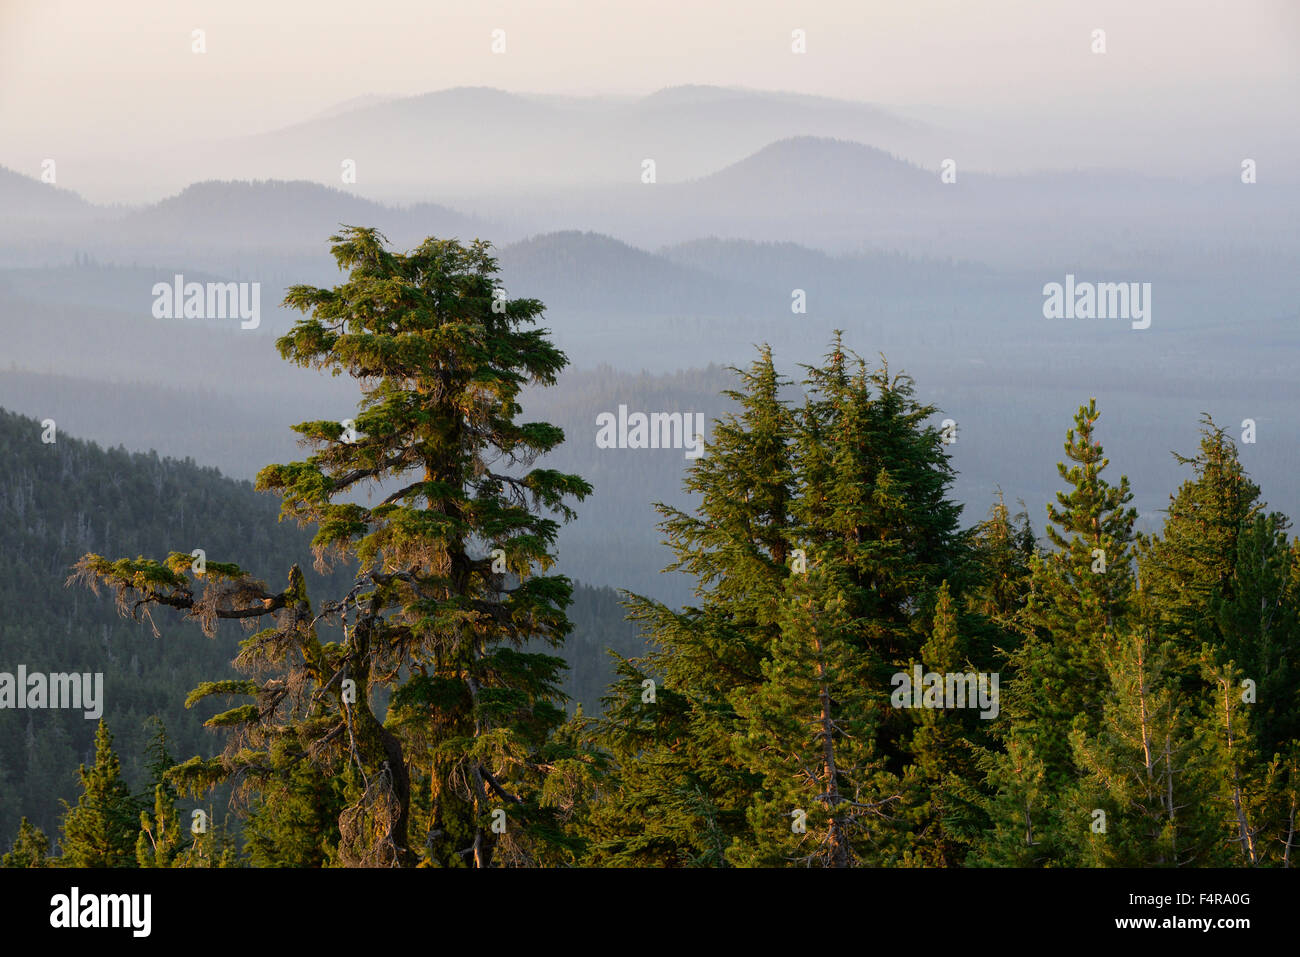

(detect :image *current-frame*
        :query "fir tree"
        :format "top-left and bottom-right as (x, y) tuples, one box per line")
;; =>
(989, 400), (1137, 865)
(967, 494), (1038, 625)
(1069, 616), (1219, 867)
(1210, 514), (1300, 758)
(904, 580), (984, 865)
(588, 347), (798, 865)
(70, 229), (590, 867)
(58, 720), (141, 868)
(136, 783), (183, 868)
(793, 339), (965, 675)
(728, 558), (901, 866)
(1137, 416), (1261, 653)
(241, 740), (346, 867)
(2, 818), (50, 868)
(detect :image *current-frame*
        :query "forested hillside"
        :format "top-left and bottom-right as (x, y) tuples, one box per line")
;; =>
(0, 406), (349, 838)
(6, 227), (1290, 869)
(0, 407), (643, 843)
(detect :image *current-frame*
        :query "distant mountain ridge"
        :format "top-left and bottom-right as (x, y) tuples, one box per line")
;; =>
(106, 179), (494, 252)
(0, 165), (95, 219)
(163, 84), (941, 201)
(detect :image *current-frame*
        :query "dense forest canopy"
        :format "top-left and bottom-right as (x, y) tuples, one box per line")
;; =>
(3, 230), (1296, 868)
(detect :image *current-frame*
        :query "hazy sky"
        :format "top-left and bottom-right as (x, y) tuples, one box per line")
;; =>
(2, 0), (1297, 193)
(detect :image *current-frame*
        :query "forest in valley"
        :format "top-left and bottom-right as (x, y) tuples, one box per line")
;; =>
(2, 229), (1296, 868)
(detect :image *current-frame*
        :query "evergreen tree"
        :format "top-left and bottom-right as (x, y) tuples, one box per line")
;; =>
(1069, 616), (1220, 867)
(1137, 416), (1261, 655)
(793, 339), (965, 676)
(728, 559), (901, 866)
(904, 580), (984, 865)
(58, 720), (140, 867)
(71, 229), (590, 867)
(791, 341), (969, 868)
(987, 400), (1137, 866)
(1198, 654), (1274, 866)
(1262, 745), (1300, 867)
(967, 494), (1038, 625)
(964, 493), (1037, 674)
(587, 347), (797, 865)
(1210, 514), (1300, 758)
(136, 783), (183, 868)
(2, 817), (50, 868)
(241, 740), (346, 867)
(974, 727), (1052, 866)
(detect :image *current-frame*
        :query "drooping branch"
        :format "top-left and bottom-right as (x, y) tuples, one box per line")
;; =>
(68, 553), (291, 637)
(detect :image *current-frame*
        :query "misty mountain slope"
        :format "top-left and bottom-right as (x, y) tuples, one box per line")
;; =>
(102, 179), (495, 254)
(687, 136), (936, 204)
(0, 165), (95, 220)
(657, 236), (997, 299)
(481, 135), (1300, 267)
(5, 297), (1298, 609)
(0, 405), (353, 839)
(0, 403), (644, 835)
(0, 173), (497, 272)
(177, 85), (938, 200)
(0, 367), (336, 484)
(0, 265), (351, 394)
(497, 230), (762, 318)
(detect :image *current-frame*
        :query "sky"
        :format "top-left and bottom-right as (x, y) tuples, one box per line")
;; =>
(2, 0), (1297, 195)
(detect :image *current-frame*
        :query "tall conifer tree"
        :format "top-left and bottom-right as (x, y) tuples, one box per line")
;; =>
(988, 400), (1136, 865)
(58, 720), (140, 868)
(72, 229), (589, 867)
(586, 347), (796, 865)
(727, 559), (901, 867)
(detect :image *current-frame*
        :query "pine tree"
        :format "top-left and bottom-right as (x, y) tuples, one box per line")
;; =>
(1033, 399), (1138, 708)
(904, 580), (984, 865)
(135, 783), (183, 868)
(70, 229), (590, 867)
(974, 727), (1052, 866)
(176, 806), (236, 868)
(727, 558), (901, 866)
(2, 818), (50, 868)
(1199, 654), (1271, 866)
(1069, 616), (1220, 867)
(1262, 745), (1300, 867)
(241, 739), (346, 867)
(587, 346), (797, 865)
(987, 400), (1137, 866)
(58, 720), (141, 867)
(1137, 416), (1261, 655)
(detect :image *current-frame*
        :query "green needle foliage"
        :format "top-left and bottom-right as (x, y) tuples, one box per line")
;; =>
(44, 309), (1300, 869)
(986, 400), (1137, 866)
(58, 720), (141, 868)
(69, 229), (590, 867)
(584, 346), (796, 865)
(2, 818), (51, 868)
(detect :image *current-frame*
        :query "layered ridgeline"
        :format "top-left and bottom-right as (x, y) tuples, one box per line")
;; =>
(0, 407), (642, 845)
